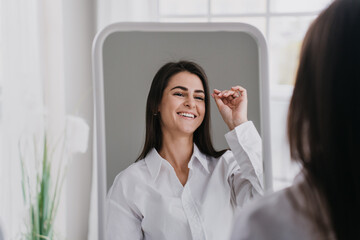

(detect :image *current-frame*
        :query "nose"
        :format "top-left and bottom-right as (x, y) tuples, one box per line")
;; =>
(184, 96), (196, 108)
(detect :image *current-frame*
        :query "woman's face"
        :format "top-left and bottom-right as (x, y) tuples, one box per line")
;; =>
(158, 71), (206, 137)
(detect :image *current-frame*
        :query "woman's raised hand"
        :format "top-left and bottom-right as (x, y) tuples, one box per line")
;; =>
(211, 86), (248, 130)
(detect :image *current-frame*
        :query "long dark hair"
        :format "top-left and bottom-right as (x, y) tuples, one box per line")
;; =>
(287, 0), (360, 239)
(137, 61), (226, 161)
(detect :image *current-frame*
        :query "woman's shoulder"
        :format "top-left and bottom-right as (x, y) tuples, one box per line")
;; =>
(204, 150), (233, 170)
(107, 160), (150, 213)
(240, 187), (295, 220)
(231, 186), (313, 240)
(111, 159), (149, 189)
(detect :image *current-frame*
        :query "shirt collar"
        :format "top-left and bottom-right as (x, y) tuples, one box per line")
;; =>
(144, 148), (163, 181)
(144, 144), (210, 181)
(190, 144), (210, 174)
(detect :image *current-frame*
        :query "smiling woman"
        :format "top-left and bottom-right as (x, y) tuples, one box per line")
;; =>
(159, 72), (206, 147)
(137, 62), (221, 163)
(105, 61), (264, 240)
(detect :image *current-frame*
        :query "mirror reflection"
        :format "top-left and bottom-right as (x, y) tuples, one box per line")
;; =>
(93, 25), (271, 239)
(106, 60), (263, 239)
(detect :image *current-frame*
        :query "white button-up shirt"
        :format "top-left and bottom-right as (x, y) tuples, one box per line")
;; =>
(106, 121), (263, 240)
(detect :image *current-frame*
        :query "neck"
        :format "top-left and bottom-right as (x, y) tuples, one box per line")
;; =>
(159, 132), (193, 170)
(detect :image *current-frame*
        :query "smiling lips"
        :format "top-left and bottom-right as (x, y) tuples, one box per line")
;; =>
(177, 112), (196, 119)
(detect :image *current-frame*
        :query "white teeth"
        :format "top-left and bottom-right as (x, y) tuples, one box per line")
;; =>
(178, 112), (195, 118)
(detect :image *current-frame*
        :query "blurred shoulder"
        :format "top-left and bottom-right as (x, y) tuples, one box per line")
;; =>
(231, 186), (312, 240)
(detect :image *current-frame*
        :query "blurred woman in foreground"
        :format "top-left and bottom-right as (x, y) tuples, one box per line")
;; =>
(231, 0), (360, 239)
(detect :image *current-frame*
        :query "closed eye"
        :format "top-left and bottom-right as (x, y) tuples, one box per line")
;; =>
(195, 96), (204, 101)
(174, 92), (184, 97)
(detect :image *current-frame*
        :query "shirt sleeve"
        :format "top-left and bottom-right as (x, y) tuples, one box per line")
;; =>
(106, 175), (144, 240)
(224, 121), (264, 207)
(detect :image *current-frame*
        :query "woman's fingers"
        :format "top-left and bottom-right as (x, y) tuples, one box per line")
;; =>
(212, 86), (248, 130)
(213, 87), (244, 100)
(231, 86), (247, 97)
(212, 92), (226, 109)
(213, 89), (221, 93)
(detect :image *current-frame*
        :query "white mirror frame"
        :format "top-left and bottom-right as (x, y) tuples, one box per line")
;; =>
(92, 22), (272, 239)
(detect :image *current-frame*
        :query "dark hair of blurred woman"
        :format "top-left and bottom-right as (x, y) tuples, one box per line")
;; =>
(287, 0), (360, 238)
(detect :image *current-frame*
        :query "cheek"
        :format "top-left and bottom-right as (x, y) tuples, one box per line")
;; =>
(198, 103), (206, 120)
(159, 99), (178, 119)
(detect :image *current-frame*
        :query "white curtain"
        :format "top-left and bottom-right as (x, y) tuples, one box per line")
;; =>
(1, 0), (47, 238)
(0, 0), (94, 239)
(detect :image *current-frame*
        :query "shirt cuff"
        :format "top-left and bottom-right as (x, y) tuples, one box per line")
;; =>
(224, 121), (263, 176)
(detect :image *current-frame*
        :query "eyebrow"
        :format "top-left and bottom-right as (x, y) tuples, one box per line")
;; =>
(170, 86), (205, 94)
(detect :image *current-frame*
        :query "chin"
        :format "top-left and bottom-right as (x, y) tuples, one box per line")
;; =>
(179, 126), (199, 135)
